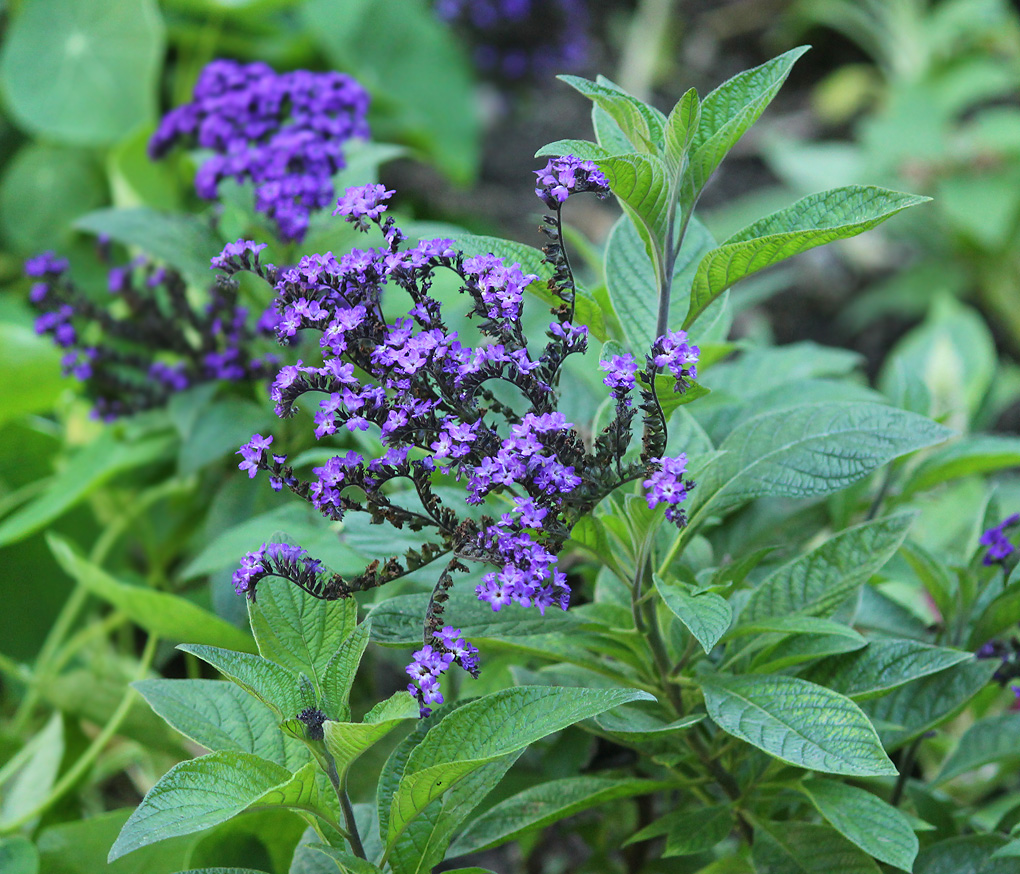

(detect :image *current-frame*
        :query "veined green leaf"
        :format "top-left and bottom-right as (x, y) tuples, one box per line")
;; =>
(48, 535), (255, 653)
(664, 88), (700, 171)
(323, 693), (418, 776)
(323, 623), (371, 722)
(802, 779), (918, 870)
(133, 679), (308, 770)
(689, 403), (951, 520)
(686, 47), (810, 194)
(803, 640), (973, 700)
(108, 751), (291, 861)
(534, 139), (611, 162)
(900, 540), (958, 623)
(968, 583), (1020, 649)
(248, 576), (357, 693)
(752, 820), (881, 874)
(683, 186), (928, 329)
(386, 686), (651, 847)
(598, 153), (672, 260)
(178, 644), (301, 720)
(559, 75), (664, 155)
(654, 574), (732, 653)
(935, 714), (1020, 785)
(0, 713), (63, 830)
(701, 674), (897, 776)
(902, 435), (1020, 496)
(625, 804), (732, 856)
(741, 514), (915, 622)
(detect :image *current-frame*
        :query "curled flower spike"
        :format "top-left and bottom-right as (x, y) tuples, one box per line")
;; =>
(149, 60), (370, 242)
(980, 514), (1020, 566)
(228, 167), (698, 714)
(535, 155), (610, 209)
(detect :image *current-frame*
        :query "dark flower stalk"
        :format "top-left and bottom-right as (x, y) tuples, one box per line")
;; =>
(229, 160), (699, 715)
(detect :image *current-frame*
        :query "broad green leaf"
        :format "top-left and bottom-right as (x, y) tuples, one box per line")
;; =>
(683, 186), (928, 329)
(387, 757), (520, 874)
(0, 433), (174, 547)
(48, 535), (254, 653)
(559, 75), (664, 155)
(593, 705), (703, 741)
(449, 777), (671, 857)
(598, 153), (671, 259)
(742, 514), (916, 621)
(654, 574), (731, 653)
(109, 751), (290, 860)
(308, 846), (383, 874)
(322, 694), (418, 776)
(625, 804), (732, 856)
(752, 820), (881, 874)
(133, 679), (307, 770)
(592, 103), (634, 155)
(75, 207), (223, 285)
(604, 211), (716, 355)
(0, 837), (38, 874)
(302, 0), (478, 184)
(803, 640), (973, 700)
(968, 584), (1020, 648)
(802, 779), (918, 870)
(914, 835), (1014, 874)
(0, 320), (65, 426)
(534, 139), (611, 162)
(750, 629), (866, 674)
(249, 575), (357, 692)
(178, 644), (301, 720)
(686, 47), (810, 194)
(934, 714), (1020, 784)
(250, 761), (339, 823)
(0, 713), (63, 829)
(0, 144), (106, 254)
(386, 686), (651, 846)
(900, 540), (958, 623)
(701, 341), (863, 399)
(0, 0), (163, 145)
(323, 623), (371, 722)
(902, 435), (1020, 496)
(664, 88), (700, 171)
(864, 660), (997, 750)
(701, 674), (896, 776)
(689, 403), (951, 520)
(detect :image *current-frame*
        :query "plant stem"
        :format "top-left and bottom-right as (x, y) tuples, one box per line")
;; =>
(326, 759), (366, 859)
(891, 736), (922, 806)
(1, 634), (160, 833)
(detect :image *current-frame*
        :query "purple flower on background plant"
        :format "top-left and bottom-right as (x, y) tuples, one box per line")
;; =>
(26, 250), (279, 420)
(435, 0), (588, 83)
(149, 60), (370, 242)
(980, 514), (1020, 566)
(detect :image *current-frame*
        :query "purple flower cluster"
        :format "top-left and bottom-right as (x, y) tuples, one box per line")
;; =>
(535, 155), (610, 209)
(149, 60), (370, 242)
(435, 0), (588, 83)
(228, 162), (699, 715)
(27, 248), (279, 420)
(980, 514), (1019, 566)
(406, 626), (479, 716)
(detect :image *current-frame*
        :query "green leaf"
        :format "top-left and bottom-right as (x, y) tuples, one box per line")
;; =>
(386, 686), (651, 846)
(742, 514), (916, 622)
(178, 644), (301, 720)
(750, 627), (867, 674)
(0, 432), (174, 548)
(968, 584), (1020, 648)
(534, 139), (611, 162)
(863, 660), (997, 750)
(177, 398), (274, 475)
(700, 674), (896, 776)
(323, 623), (371, 722)
(902, 435), (1020, 496)
(0, 713), (63, 829)
(625, 803), (731, 856)
(450, 776), (671, 857)
(248, 575), (357, 693)
(559, 75), (664, 155)
(0, 837), (38, 874)
(686, 47), (810, 195)
(302, 0), (478, 184)
(322, 694), (418, 775)
(48, 535), (254, 653)
(803, 640), (973, 700)
(689, 403), (951, 520)
(900, 540), (958, 623)
(133, 679), (308, 770)
(598, 153), (672, 259)
(0, 321), (64, 426)
(604, 211), (716, 355)
(802, 779), (918, 870)
(683, 186), (928, 329)
(752, 821), (882, 874)
(934, 714), (1020, 785)
(249, 761), (339, 823)
(307, 847), (383, 874)
(109, 751), (290, 861)
(0, 0), (163, 145)
(593, 704), (703, 740)
(914, 835), (1014, 874)
(654, 574), (731, 653)
(75, 207), (223, 285)
(665, 88), (701, 171)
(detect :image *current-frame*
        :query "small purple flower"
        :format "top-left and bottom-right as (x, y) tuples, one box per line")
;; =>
(237, 433), (273, 478)
(535, 155), (610, 209)
(333, 184), (395, 231)
(981, 514), (1020, 566)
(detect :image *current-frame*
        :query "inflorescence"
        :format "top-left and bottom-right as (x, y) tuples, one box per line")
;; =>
(435, 0), (587, 82)
(229, 157), (699, 715)
(149, 60), (371, 242)
(980, 514), (1019, 567)
(27, 246), (279, 420)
